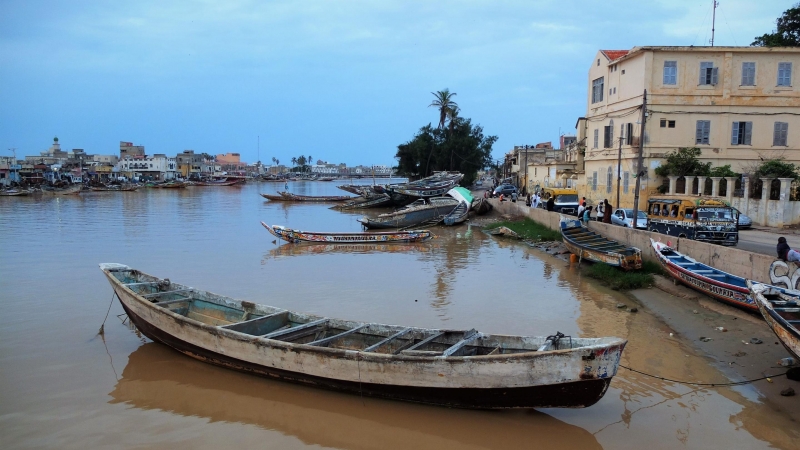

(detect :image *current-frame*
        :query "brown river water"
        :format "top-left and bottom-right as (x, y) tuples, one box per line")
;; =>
(1, 181), (798, 449)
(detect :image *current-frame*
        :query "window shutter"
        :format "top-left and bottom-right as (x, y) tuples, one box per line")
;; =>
(781, 123), (789, 146)
(703, 121), (710, 144)
(774, 122), (782, 146)
(711, 68), (718, 85)
(696, 122), (703, 143)
(731, 122), (739, 145)
(744, 122), (752, 145)
(699, 66), (705, 85)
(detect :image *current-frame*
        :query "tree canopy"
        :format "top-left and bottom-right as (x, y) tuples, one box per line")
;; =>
(754, 158), (800, 180)
(752, 3), (800, 47)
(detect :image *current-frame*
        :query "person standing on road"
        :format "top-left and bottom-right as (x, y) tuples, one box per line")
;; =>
(602, 200), (612, 223)
(577, 202), (585, 218)
(546, 196), (555, 211)
(583, 206), (592, 224)
(777, 237), (800, 265)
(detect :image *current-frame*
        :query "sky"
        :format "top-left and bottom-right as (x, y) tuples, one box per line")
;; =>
(0, 0), (792, 167)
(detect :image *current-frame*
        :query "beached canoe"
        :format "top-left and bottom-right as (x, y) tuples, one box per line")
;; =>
(747, 281), (800, 360)
(560, 217), (642, 270)
(443, 187), (473, 226)
(330, 193), (392, 210)
(358, 197), (460, 229)
(260, 192), (354, 202)
(99, 263), (627, 409)
(41, 184), (82, 195)
(262, 222), (433, 244)
(192, 178), (245, 186)
(651, 239), (756, 312)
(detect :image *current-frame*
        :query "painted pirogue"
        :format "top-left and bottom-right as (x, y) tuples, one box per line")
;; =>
(560, 217), (642, 270)
(259, 192), (354, 202)
(747, 281), (800, 361)
(262, 222), (433, 244)
(100, 263), (627, 409)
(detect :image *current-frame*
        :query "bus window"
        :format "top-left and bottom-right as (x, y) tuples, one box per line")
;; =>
(652, 204), (660, 216)
(685, 208), (694, 219)
(670, 205), (679, 217)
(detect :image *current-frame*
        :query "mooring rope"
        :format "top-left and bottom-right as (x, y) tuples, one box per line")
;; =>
(620, 364), (788, 387)
(97, 291), (117, 336)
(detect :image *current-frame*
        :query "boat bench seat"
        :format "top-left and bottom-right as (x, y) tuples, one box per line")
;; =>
(693, 270), (714, 274)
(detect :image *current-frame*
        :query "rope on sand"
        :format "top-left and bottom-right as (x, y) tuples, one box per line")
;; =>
(620, 364), (788, 387)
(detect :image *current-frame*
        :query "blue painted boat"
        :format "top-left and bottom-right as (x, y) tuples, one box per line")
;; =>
(650, 239), (756, 312)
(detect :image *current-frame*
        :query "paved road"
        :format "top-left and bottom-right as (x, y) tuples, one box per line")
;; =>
(736, 227), (800, 256)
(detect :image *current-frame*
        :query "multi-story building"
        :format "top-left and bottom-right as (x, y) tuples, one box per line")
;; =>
(217, 153), (247, 172)
(118, 154), (177, 181)
(578, 46), (800, 215)
(176, 150), (203, 178)
(120, 141), (145, 160)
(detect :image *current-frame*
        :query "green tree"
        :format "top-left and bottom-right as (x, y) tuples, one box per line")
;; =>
(752, 3), (800, 47)
(708, 164), (739, 178)
(755, 158), (800, 179)
(291, 157), (297, 170)
(395, 118), (496, 186)
(429, 89), (458, 130)
(654, 147), (711, 177)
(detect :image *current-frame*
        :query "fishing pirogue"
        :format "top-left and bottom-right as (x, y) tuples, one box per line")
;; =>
(748, 281), (800, 360)
(261, 222), (433, 244)
(259, 192), (354, 202)
(560, 217), (643, 270)
(99, 263), (627, 409)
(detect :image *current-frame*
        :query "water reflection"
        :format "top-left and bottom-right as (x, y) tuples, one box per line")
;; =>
(110, 343), (604, 450)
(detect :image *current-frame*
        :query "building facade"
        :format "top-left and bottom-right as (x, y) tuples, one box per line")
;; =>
(578, 46), (800, 215)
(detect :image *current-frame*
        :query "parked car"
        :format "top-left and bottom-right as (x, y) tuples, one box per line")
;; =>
(611, 208), (649, 229)
(493, 184), (518, 197)
(737, 211), (752, 229)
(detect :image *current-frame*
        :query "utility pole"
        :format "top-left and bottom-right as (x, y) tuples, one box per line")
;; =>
(710, 0), (718, 46)
(616, 133), (622, 209)
(633, 90), (647, 229)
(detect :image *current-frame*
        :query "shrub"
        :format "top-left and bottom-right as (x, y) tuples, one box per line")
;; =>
(484, 217), (562, 241)
(585, 262), (656, 290)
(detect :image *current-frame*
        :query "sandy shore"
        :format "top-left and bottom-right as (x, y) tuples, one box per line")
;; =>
(474, 200), (800, 423)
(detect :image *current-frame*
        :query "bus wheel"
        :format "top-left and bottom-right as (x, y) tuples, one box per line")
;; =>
(679, 234), (687, 238)
(649, 228), (658, 233)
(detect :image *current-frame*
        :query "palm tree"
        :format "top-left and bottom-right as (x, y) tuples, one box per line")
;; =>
(446, 105), (460, 136)
(291, 157), (297, 170)
(429, 89), (458, 130)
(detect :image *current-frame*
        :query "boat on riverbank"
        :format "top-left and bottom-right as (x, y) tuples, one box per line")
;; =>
(560, 217), (642, 270)
(259, 192), (354, 202)
(383, 172), (463, 206)
(262, 223), (433, 244)
(651, 239), (756, 312)
(41, 184), (82, 195)
(747, 281), (800, 360)
(358, 197), (460, 229)
(99, 262), (627, 408)
(0, 188), (34, 196)
(443, 187), (473, 226)
(330, 193), (392, 210)
(90, 184), (140, 192)
(192, 177), (245, 186)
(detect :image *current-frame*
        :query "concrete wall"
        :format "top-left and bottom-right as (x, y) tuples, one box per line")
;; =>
(491, 199), (776, 284)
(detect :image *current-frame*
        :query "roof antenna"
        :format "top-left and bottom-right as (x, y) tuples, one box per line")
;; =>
(710, 0), (718, 46)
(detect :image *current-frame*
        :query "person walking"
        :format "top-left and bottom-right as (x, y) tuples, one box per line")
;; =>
(602, 200), (612, 223)
(577, 202), (585, 218)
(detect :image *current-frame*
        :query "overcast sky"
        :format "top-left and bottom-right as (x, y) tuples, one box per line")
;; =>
(0, 1), (791, 166)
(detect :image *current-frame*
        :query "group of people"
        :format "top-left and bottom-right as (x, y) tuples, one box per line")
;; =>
(526, 192), (554, 211)
(575, 197), (613, 224)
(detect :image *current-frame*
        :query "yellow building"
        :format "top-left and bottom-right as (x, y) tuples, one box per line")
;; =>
(577, 46), (800, 211)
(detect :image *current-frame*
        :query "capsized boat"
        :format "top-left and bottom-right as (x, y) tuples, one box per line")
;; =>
(99, 263), (627, 409)
(262, 222), (433, 244)
(747, 281), (800, 360)
(651, 239), (756, 311)
(358, 197), (460, 229)
(560, 217), (642, 270)
(443, 187), (473, 226)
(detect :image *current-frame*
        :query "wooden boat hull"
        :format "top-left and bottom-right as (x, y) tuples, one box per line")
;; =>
(359, 197), (460, 229)
(262, 192), (354, 202)
(42, 185), (82, 195)
(90, 186), (140, 192)
(0, 189), (33, 196)
(651, 239), (756, 311)
(330, 194), (392, 210)
(100, 263), (626, 409)
(560, 217), (642, 270)
(748, 282), (800, 359)
(262, 223), (433, 244)
(193, 179), (244, 186)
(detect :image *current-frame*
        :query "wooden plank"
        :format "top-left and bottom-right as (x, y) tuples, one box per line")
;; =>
(442, 330), (483, 357)
(774, 308), (800, 312)
(308, 324), (367, 347)
(124, 281), (158, 287)
(220, 311), (288, 332)
(261, 318), (327, 340)
(364, 328), (412, 352)
(487, 346), (501, 355)
(398, 331), (446, 354)
(154, 297), (193, 307)
(142, 289), (194, 298)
